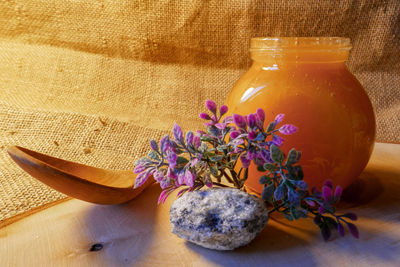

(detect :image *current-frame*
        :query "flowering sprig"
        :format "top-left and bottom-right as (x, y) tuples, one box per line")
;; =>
(134, 100), (359, 241)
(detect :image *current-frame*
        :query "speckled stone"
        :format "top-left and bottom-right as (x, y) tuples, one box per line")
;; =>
(169, 188), (268, 250)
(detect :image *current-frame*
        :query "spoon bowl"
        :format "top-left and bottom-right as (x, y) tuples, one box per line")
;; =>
(7, 146), (155, 204)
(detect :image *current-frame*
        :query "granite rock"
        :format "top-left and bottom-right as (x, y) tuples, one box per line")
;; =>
(169, 188), (268, 250)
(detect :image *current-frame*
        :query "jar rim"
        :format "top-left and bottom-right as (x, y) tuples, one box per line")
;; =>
(250, 37), (352, 52)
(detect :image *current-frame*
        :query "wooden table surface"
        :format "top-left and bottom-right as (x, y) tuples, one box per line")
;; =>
(1, 142), (400, 267)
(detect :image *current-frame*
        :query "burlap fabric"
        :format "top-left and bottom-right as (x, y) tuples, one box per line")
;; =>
(0, 0), (399, 224)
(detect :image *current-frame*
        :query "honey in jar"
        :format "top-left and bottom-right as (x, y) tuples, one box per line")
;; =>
(225, 37), (376, 194)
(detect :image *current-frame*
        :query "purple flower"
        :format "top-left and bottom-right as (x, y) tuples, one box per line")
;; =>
(230, 138), (244, 147)
(203, 122), (214, 127)
(134, 169), (152, 188)
(272, 135), (284, 146)
(322, 185), (332, 201)
(204, 174), (213, 188)
(233, 114), (247, 129)
(334, 185), (343, 199)
(219, 105), (228, 116)
(153, 170), (165, 182)
(185, 131), (194, 146)
(166, 151), (177, 169)
(173, 123), (183, 142)
(259, 149), (272, 163)
(305, 200), (316, 207)
(233, 146), (243, 154)
(133, 164), (146, 174)
(196, 130), (206, 136)
(274, 114), (285, 124)
(247, 149), (256, 160)
(158, 189), (170, 204)
(177, 188), (188, 198)
(193, 135), (201, 149)
(346, 223), (359, 238)
(177, 172), (185, 186)
(166, 167), (177, 179)
(205, 100), (217, 114)
(160, 178), (171, 189)
(222, 115), (233, 124)
(169, 140), (178, 149)
(278, 124), (298, 135)
(199, 113), (211, 120)
(247, 114), (257, 128)
(240, 154), (251, 168)
(256, 108), (265, 123)
(318, 206), (326, 214)
(160, 135), (170, 153)
(230, 130), (240, 139)
(324, 179), (333, 189)
(215, 123), (227, 129)
(150, 140), (158, 151)
(190, 158), (199, 167)
(184, 169), (195, 187)
(248, 130), (257, 140)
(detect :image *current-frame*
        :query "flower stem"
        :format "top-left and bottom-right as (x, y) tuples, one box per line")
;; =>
(212, 182), (230, 188)
(268, 202), (286, 214)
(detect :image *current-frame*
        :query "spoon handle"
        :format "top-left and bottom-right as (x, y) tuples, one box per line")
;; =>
(7, 146), (156, 205)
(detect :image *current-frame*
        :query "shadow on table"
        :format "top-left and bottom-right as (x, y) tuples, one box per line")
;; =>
(340, 167), (400, 220)
(186, 166), (400, 266)
(83, 184), (160, 266)
(186, 224), (319, 267)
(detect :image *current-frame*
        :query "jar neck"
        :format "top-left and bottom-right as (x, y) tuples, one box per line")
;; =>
(250, 37), (351, 64)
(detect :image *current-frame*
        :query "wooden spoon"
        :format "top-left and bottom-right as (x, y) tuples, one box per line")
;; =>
(7, 146), (155, 205)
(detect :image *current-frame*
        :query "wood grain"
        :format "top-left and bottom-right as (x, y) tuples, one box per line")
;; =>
(1, 143), (400, 266)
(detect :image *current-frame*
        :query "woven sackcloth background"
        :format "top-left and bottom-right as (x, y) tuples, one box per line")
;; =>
(0, 0), (399, 224)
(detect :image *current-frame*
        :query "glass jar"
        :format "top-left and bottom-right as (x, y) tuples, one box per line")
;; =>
(225, 37), (376, 194)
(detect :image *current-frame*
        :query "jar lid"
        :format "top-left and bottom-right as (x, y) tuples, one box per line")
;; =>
(250, 37), (352, 52)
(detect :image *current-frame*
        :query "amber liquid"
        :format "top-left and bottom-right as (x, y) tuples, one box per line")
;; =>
(226, 60), (375, 194)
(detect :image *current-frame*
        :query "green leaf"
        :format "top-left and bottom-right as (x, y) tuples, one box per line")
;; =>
(261, 183), (275, 201)
(210, 155), (223, 162)
(286, 148), (299, 165)
(216, 145), (228, 152)
(259, 175), (270, 184)
(176, 156), (189, 165)
(207, 125), (220, 137)
(270, 145), (284, 164)
(294, 165), (304, 180)
(266, 122), (276, 132)
(209, 165), (218, 176)
(135, 157), (151, 165)
(263, 163), (277, 171)
(257, 165), (266, 172)
(253, 133), (265, 141)
(286, 165), (303, 180)
(200, 136), (214, 142)
(174, 149), (184, 154)
(290, 206), (299, 220)
(286, 165), (296, 180)
(147, 151), (160, 161)
(313, 214), (323, 226)
(325, 217), (338, 229)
